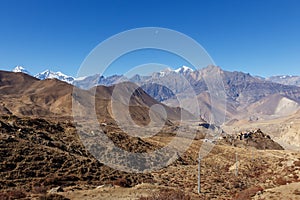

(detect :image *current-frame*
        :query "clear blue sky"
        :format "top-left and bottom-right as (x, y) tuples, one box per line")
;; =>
(0, 0), (299, 77)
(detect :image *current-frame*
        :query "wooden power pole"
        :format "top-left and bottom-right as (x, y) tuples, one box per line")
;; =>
(198, 157), (201, 194)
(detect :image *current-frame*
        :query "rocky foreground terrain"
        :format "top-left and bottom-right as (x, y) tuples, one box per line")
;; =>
(0, 115), (155, 199)
(0, 115), (300, 200)
(1, 70), (300, 199)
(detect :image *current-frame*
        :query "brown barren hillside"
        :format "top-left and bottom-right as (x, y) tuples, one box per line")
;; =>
(0, 71), (193, 123)
(0, 71), (75, 117)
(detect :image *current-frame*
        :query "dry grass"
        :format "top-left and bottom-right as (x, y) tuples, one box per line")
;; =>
(233, 186), (263, 200)
(138, 189), (191, 200)
(0, 189), (27, 200)
(38, 193), (70, 200)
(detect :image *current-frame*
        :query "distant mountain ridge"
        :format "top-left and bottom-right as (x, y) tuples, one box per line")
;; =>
(10, 65), (197, 87)
(35, 70), (75, 84)
(6, 66), (300, 152)
(9, 65), (300, 123)
(266, 75), (300, 87)
(0, 70), (191, 123)
(12, 66), (76, 84)
(11, 65), (300, 88)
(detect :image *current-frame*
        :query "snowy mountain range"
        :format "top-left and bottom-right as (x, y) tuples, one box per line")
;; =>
(35, 70), (75, 84)
(9, 65), (300, 124)
(11, 65), (300, 88)
(11, 65), (195, 86)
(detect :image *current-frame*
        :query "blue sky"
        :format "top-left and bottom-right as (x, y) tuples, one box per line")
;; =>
(0, 0), (299, 77)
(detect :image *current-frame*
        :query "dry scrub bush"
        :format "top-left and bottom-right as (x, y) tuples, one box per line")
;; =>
(38, 193), (70, 200)
(233, 186), (263, 200)
(275, 177), (289, 185)
(294, 160), (300, 167)
(0, 189), (26, 200)
(139, 189), (191, 200)
(32, 185), (48, 194)
(113, 178), (131, 187)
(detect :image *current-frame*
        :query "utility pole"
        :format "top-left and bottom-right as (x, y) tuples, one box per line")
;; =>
(198, 157), (201, 194)
(235, 152), (238, 176)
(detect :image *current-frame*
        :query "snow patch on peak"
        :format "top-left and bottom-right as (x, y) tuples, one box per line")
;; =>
(12, 66), (31, 75)
(35, 70), (75, 84)
(163, 67), (173, 72)
(174, 66), (193, 73)
(279, 75), (293, 79)
(156, 66), (193, 77)
(75, 76), (88, 81)
(158, 67), (173, 77)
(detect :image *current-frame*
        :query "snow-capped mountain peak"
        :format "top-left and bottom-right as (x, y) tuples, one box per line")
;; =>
(74, 76), (88, 81)
(279, 75), (293, 79)
(12, 66), (31, 75)
(35, 70), (75, 84)
(158, 67), (173, 77)
(174, 65), (194, 73)
(156, 66), (193, 77)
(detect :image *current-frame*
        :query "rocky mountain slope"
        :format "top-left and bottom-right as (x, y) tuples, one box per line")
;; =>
(73, 66), (300, 122)
(8, 67), (300, 145)
(219, 68), (300, 120)
(10, 66), (300, 123)
(0, 115), (155, 198)
(0, 70), (194, 123)
(135, 66), (300, 122)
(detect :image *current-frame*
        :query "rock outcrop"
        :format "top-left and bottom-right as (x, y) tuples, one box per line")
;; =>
(221, 129), (284, 150)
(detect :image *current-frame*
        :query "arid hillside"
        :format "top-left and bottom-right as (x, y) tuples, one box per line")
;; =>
(0, 71), (193, 123)
(1, 115), (300, 200)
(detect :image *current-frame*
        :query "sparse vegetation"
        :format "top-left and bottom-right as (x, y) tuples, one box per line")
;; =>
(0, 189), (27, 200)
(38, 193), (70, 200)
(32, 185), (48, 194)
(0, 115), (154, 192)
(233, 186), (263, 200)
(113, 178), (131, 187)
(138, 189), (191, 200)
